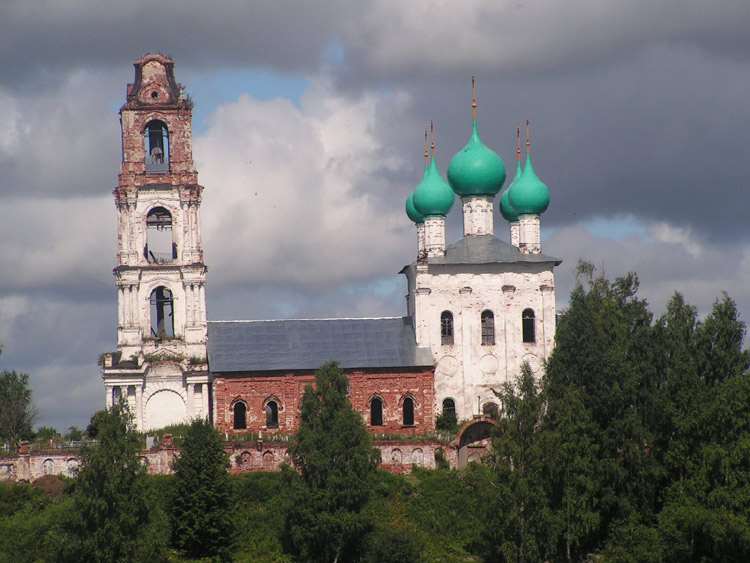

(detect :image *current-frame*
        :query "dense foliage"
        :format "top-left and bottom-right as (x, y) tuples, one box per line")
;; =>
(0, 370), (36, 447)
(483, 264), (750, 561)
(58, 401), (168, 562)
(170, 417), (232, 561)
(283, 361), (381, 562)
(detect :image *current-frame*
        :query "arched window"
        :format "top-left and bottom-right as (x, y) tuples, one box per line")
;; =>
(402, 397), (415, 426)
(266, 400), (279, 429)
(481, 310), (495, 345)
(441, 311), (454, 346)
(442, 398), (456, 417)
(145, 207), (175, 263)
(370, 397), (383, 426)
(150, 286), (174, 338)
(233, 402), (247, 430)
(522, 308), (536, 343)
(482, 402), (499, 419)
(145, 120), (169, 173)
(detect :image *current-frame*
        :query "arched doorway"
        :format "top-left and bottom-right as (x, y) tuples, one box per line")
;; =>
(455, 417), (497, 469)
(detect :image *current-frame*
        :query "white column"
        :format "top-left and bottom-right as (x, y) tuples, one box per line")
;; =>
(201, 383), (209, 420)
(416, 223), (426, 259)
(518, 215), (541, 254)
(135, 385), (143, 430)
(510, 222), (520, 248)
(187, 383), (195, 418)
(423, 216), (446, 257)
(462, 196), (494, 236)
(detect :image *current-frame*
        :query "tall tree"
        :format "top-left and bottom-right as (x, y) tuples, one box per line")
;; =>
(170, 417), (232, 561)
(283, 361), (381, 563)
(58, 400), (167, 562)
(0, 370), (37, 448)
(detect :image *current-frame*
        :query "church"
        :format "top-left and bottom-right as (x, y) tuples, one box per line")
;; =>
(100, 54), (560, 443)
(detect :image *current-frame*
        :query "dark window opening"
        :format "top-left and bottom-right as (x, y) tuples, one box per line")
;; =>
(145, 120), (169, 173)
(522, 308), (536, 343)
(441, 311), (454, 346)
(481, 310), (495, 345)
(150, 286), (174, 338)
(442, 398), (456, 417)
(483, 402), (499, 419)
(371, 397), (383, 426)
(233, 402), (246, 430)
(145, 207), (175, 263)
(403, 397), (415, 426)
(266, 401), (279, 429)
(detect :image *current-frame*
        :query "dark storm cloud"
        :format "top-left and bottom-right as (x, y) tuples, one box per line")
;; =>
(0, 0), (351, 92)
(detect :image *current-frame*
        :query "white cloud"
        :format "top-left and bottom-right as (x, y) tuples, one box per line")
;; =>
(197, 79), (418, 293)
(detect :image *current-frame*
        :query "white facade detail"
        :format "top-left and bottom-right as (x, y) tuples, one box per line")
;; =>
(423, 216), (447, 257)
(518, 215), (542, 254)
(404, 257), (557, 421)
(101, 54), (209, 431)
(462, 196), (495, 236)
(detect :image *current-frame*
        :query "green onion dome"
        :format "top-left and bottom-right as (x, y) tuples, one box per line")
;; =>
(508, 154), (549, 215)
(405, 192), (424, 224)
(413, 157), (455, 217)
(499, 160), (521, 222)
(447, 120), (506, 197)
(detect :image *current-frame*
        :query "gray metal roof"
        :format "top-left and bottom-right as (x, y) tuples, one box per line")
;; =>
(207, 317), (434, 373)
(401, 235), (561, 270)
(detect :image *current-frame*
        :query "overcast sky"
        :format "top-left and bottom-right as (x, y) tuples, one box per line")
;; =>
(1, 0), (749, 432)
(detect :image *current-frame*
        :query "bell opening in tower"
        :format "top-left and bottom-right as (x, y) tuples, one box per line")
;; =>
(145, 120), (169, 173)
(145, 207), (175, 263)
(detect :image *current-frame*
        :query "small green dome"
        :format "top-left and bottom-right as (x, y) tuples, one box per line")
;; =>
(447, 120), (506, 197)
(413, 157), (455, 217)
(499, 160), (521, 222)
(508, 154), (549, 215)
(405, 192), (424, 224)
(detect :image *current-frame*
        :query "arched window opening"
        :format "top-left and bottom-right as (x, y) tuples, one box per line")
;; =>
(145, 207), (175, 263)
(233, 402), (247, 430)
(482, 402), (499, 419)
(150, 287), (174, 338)
(403, 397), (415, 426)
(145, 120), (169, 173)
(266, 401), (279, 429)
(441, 311), (454, 346)
(481, 310), (495, 345)
(370, 397), (383, 426)
(522, 308), (536, 343)
(442, 398), (456, 417)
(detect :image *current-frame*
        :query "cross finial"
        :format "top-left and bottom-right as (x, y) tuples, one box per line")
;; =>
(471, 75), (477, 120)
(430, 120), (435, 157)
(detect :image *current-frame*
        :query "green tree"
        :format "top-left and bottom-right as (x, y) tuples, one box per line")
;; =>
(58, 400), (167, 562)
(169, 417), (232, 561)
(0, 370), (37, 448)
(283, 361), (381, 562)
(483, 364), (552, 563)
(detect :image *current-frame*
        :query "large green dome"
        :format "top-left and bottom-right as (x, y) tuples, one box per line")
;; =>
(447, 120), (506, 197)
(508, 154), (549, 215)
(499, 160), (521, 222)
(413, 157), (455, 217)
(405, 191), (424, 224)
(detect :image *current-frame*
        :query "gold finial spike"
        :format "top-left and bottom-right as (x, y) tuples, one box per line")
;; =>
(430, 120), (435, 157)
(526, 117), (530, 155)
(516, 126), (521, 162)
(424, 129), (429, 165)
(471, 75), (477, 120)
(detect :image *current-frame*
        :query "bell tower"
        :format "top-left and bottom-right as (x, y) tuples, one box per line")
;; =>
(101, 54), (210, 431)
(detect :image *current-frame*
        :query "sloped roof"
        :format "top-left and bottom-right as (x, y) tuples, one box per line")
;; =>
(207, 317), (433, 373)
(402, 235), (561, 271)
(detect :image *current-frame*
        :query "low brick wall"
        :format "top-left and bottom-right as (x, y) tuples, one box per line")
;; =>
(1, 439), (458, 481)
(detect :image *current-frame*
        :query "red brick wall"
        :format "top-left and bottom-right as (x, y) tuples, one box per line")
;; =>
(213, 367), (435, 436)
